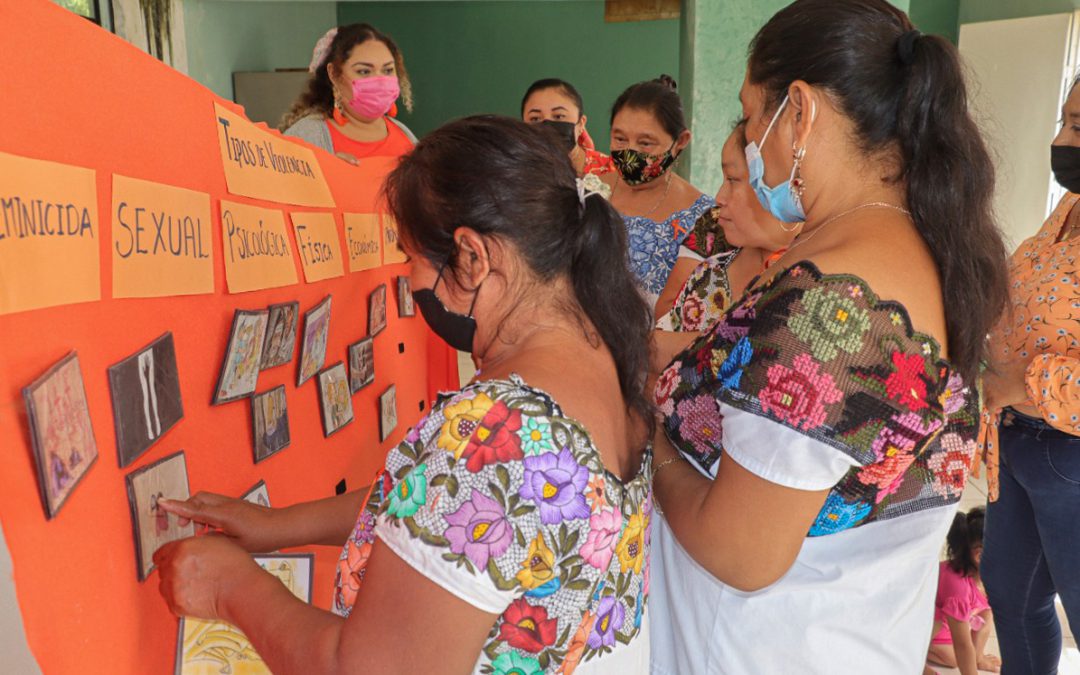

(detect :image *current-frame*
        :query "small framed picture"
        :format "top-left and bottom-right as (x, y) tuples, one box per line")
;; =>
(174, 553), (313, 674)
(213, 309), (269, 405)
(251, 385), (290, 463)
(379, 384), (398, 442)
(317, 362), (354, 437)
(240, 480), (271, 507)
(347, 337), (375, 393)
(260, 301), (299, 370)
(396, 276), (415, 318)
(108, 332), (184, 468)
(23, 352), (99, 519)
(368, 284), (387, 337)
(125, 451), (194, 582)
(297, 295), (332, 386)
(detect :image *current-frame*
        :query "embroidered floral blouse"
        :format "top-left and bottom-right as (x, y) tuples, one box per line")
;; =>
(333, 376), (652, 674)
(655, 261), (979, 534)
(582, 149), (615, 177)
(980, 192), (1080, 500)
(625, 194), (716, 307)
(657, 210), (739, 332)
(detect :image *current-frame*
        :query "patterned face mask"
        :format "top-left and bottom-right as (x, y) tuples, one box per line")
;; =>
(611, 142), (677, 186)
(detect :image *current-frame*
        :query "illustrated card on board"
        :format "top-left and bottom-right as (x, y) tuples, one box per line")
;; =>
(260, 301), (299, 370)
(125, 451), (194, 582)
(22, 352), (99, 519)
(347, 337), (375, 393)
(297, 295), (332, 386)
(251, 385), (290, 463)
(174, 553), (313, 675)
(108, 333), (184, 468)
(379, 384), (398, 442)
(213, 309), (269, 404)
(396, 276), (415, 318)
(317, 362), (354, 437)
(368, 284), (387, 337)
(240, 480), (271, 508)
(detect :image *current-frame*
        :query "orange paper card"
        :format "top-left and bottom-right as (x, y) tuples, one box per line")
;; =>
(291, 211), (344, 283)
(111, 175), (214, 298)
(0, 151), (100, 316)
(220, 200), (298, 293)
(381, 213), (408, 265)
(213, 103), (335, 208)
(344, 213), (382, 273)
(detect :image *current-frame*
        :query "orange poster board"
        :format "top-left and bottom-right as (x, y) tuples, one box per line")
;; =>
(220, 200), (299, 293)
(344, 213), (383, 272)
(0, 151), (100, 316)
(111, 175), (214, 298)
(381, 213), (409, 265)
(214, 103), (335, 208)
(290, 211), (345, 283)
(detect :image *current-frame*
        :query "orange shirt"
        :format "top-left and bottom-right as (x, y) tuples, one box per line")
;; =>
(326, 118), (414, 160)
(980, 192), (1080, 498)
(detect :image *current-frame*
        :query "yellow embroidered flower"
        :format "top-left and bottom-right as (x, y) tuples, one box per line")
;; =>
(615, 509), (646, 575)
(709, 348), (729, 376)
(437, 392), (495, 459)
(515, 532), (557, 589)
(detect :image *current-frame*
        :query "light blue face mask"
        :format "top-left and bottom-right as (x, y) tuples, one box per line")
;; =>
(744, 95), (806, 223)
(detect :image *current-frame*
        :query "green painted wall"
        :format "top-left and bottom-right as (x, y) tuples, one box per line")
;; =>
(910, 0), (959, 43)
(184, 0), (337, 99)
(337, 1), (679, 145)
(959, 0), (1080, 24)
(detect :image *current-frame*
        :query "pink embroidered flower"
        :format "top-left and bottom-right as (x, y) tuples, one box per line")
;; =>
(858, 451), (917, 503)
(674, 394), (722, 448)
(679, 294), (708, 332)
(884, 351), (929, 411)
(654, 366), (679, 408)
(579, 508), (622, 570)
(758, 353), (843, 430)
(928, 433), (975, 498)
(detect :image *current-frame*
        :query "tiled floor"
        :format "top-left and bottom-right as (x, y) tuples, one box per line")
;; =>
(459, 351), (1079, 672)
(931, 472), (1078, 674)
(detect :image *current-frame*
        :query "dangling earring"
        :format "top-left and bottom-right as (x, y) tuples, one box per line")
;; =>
(781, 144), (807, 233)
(333, 97), (348, 126)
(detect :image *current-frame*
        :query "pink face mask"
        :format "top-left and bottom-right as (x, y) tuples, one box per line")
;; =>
(346, 75), (400, 119)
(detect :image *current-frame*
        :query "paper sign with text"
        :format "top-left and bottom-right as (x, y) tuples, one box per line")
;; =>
(0, 151), (100, 316)
(290, 211), (344, 283)
(214, 103), (335, 208)
(111, 175), (214, 298)
(343, 213), (382, 272)
(220, 200), (298, 293)
(381, 213), (408, 265)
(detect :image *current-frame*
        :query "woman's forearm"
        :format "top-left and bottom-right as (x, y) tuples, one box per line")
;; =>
(276, 488), (369, 548)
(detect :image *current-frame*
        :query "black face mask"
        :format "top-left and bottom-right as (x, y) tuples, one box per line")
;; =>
(413, 264), (480, 353)
(540, 120), (578, 153)
(1052, 145), (1080, 194)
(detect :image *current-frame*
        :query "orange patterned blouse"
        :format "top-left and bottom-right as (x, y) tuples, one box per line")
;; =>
(980, 192), (1080, 499)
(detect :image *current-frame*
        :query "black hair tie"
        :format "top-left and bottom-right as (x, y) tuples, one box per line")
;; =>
(897, 29), (922, 66)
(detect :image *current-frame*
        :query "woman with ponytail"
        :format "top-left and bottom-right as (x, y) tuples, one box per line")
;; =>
(152, 116), (653, 674)
(649, 1), (1009, 671)
(281, 23), (417, 164)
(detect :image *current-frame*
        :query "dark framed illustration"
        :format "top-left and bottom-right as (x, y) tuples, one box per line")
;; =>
(347, 338), (375, 394)
(316, 362), (354, 438)
(379, 384), (398, 442)
(213, 309), (269, 405)
(22, 352), (99, 520)
(240, 480), (271, 507)
(108, 332), (184, 468)
(260, 301), (299, 370)
(251, 385), (290, 463)
(396, 276), (415, 318)
(125, 450), (193, 582)
(297, 295), (332, 386)
(368, 284), (387, 337)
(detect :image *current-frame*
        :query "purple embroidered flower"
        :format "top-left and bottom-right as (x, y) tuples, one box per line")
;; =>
(587, 596), (626, 648)
(942, 372), (968, 416)
(674, 395), (722, 449)
(444, 491), (512, 569)
(352, 508), (376, 544)
(519, 447), (590, 524)
(714, 295), (758, 342)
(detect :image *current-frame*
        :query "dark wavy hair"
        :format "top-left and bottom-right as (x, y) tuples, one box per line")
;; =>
(280, 23), (413, 130)
(749, 0), (1009, 382)
(383, 115), (654, 434)
(946, 507), (985, 577)
(521, 78), (585, 117)
(610, 75), (687, 139)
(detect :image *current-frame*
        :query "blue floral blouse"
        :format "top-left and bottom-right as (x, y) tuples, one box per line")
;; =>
(625, 194), (716, 302)
(333, 376), (652, 674)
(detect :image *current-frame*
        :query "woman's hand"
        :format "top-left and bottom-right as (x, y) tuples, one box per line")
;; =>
(977, 654), (1002, 672)
(335, 151), (360, 166)
(154, 535), (261, 621)
(158, 492), (279, 553)
(983, 358), (1031, 412)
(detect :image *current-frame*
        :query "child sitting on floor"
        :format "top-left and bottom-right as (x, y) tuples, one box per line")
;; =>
(924, 507), (1001, 674)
